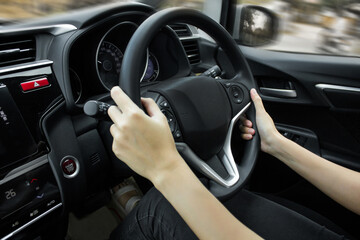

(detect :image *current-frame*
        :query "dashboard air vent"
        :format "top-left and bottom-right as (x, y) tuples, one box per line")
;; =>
(0, 37), (36, 67)
(181, 39), (200, 65)
(169, 24), (192, 37)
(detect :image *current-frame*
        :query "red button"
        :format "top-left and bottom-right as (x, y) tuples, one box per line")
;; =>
(20, 78), (49, 92)
(61, 158), (77, 175)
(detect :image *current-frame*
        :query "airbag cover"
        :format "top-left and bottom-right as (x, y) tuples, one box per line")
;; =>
(155, 77), (231, 160)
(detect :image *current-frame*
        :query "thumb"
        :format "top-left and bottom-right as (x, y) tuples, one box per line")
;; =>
(250, 88), (265, 112)
(141, 97), (163, 118)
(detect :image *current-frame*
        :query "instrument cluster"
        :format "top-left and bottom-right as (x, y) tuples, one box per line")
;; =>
(95, 22), (160, 91)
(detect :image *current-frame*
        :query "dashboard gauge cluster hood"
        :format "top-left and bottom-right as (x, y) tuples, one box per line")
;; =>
(0, 2), (155, 31)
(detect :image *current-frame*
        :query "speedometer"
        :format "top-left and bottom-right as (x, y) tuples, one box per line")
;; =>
(96, 41), (123, 90)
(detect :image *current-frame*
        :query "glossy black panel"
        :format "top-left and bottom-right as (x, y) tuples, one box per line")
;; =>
(0, 63), (62, 174)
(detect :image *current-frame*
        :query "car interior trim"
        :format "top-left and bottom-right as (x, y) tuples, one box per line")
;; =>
(177, 35), (200, 41)
(0, 155), (48, 185)
(259, 87), (297, 98)
(177, 33), (200, 41)
(0, 60), (53, 75)
(176, 102), (251, 188)
(221, 101), (251, 185)
(1, 203), (63, 240)
(315, 84), (360, 93)
(0, 24), (77, 36)
(140, 49), (150, 82)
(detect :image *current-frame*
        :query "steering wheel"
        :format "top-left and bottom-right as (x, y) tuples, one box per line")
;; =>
(119, 7), (260, 200)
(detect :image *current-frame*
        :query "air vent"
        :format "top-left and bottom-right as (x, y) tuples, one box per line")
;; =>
(181, 39), (200, 65)
(0, 37), (36, 67)
(169, 24), (192, 37)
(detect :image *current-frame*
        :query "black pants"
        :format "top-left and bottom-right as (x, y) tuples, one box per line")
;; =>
(110, 187), (348, 240)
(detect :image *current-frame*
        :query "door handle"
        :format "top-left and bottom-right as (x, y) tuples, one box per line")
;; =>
(259, 87), (297, 98)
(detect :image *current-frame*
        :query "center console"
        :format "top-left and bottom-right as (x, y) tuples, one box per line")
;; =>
(0, 61), (63, 239)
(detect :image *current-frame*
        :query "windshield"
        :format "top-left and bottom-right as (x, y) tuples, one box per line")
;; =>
(0, 0), (205, 23)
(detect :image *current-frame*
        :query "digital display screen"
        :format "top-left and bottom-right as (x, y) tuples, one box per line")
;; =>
(0, 85), (37, 168)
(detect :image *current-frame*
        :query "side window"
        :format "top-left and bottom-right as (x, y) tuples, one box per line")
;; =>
(238, 0), (360, 57)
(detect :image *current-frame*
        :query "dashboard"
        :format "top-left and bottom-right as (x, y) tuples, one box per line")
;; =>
(0, 2), (210, 239)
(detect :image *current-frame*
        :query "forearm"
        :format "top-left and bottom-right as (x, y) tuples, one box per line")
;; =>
(270, 134), (360, 215)
(152, 154), (262, 240)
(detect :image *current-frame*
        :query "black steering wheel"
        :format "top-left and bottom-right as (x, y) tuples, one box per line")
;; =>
(119, 7), (260, 200)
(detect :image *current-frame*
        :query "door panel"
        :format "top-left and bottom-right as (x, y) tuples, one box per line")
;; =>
(241, 46), (360, 171)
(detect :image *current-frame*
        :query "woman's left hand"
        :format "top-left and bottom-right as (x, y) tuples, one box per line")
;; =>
(239, 115), (255, 140)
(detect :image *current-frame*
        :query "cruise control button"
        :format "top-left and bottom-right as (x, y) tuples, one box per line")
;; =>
(20, 78), (50, 92)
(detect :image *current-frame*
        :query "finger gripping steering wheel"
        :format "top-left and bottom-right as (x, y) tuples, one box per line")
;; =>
(120, 7), (260, 200)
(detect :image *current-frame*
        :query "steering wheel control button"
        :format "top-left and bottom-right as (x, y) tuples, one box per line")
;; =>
(230, 86), (244, 104)
(175, 131), (181, 138)
(60, 156), (80, 178)
(20, 78), (50, 92)
(224, 82), (232, 88)
(162, 110), (176, 132)
(154, 94), (182, 140)
(160, 101), (169, 108)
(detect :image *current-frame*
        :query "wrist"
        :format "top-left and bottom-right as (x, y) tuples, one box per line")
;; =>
(150, 152), (189, 190)
(262, 131), (286, 156)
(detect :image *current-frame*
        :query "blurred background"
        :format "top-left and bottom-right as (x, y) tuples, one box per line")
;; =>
(241, 0), (360, 55)
(1, 0), (360, 56)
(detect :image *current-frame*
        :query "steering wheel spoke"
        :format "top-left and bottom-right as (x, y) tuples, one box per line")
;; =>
(176, 101), (251, 188)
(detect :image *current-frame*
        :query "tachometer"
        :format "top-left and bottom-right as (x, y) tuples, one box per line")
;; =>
(96, 41), (123, 90)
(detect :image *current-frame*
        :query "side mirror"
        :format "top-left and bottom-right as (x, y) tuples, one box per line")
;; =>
(232, 5), (279, 47)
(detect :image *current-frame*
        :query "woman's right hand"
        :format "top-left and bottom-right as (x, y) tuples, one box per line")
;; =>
(108, 86), (184, 185)
(239, 89), (282, 154)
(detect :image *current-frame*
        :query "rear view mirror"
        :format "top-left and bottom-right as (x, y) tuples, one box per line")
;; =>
(232, 5), (279, 47)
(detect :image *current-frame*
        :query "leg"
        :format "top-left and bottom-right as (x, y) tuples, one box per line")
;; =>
(110, 187), (198, 240)
(223, 190), (347, 240)
(110, 187), (347, 240)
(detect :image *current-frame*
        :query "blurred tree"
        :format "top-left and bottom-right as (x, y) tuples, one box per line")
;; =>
(322, 0), (360, 13)
(282, 0), (302, 9)
(67, 0), (112, 9)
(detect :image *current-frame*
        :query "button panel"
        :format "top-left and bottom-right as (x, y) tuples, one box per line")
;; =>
(0, 161), (61, 239)
(230, 86), (244, 104)
(156, 96), (182, 140)
(142, 92), (182, 140)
